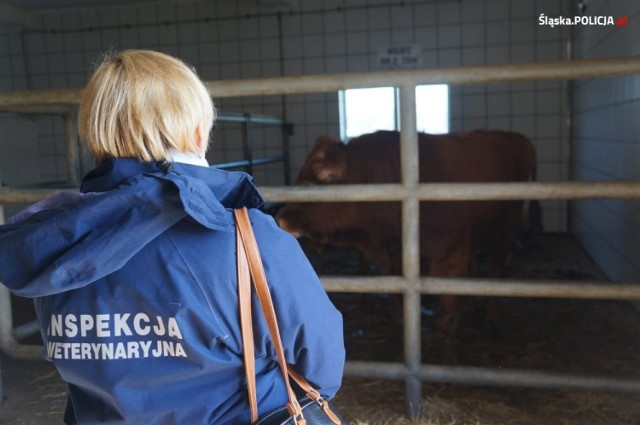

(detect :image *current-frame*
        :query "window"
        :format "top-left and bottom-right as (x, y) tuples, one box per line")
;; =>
(415, 84), (449, 134)
(340, 84), (449, 140)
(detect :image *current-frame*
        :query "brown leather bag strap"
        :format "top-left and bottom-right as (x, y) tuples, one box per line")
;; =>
(235, 208), (305, 424)
(237, 223), (258, 422)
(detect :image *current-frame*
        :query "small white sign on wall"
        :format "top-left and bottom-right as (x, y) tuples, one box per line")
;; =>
(377, 44), (423, 69)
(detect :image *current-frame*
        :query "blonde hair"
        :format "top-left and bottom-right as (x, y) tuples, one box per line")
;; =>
(78, 49), (215, 163)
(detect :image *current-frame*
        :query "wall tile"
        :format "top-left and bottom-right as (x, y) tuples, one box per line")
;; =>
(486, 0), (509, 20)
(438, 25), (461, 48)
(177, 22), (198, 44)
(280, 14), (301, 37)
(510, 19), (534, 43)
(437, 1), (461, 25)
(260, 38), (280, 61)
(301, 13), (323, 35)
(303, 34), (324, 57)
(390, 4), (413, 28)
(240, 39), (260, 61)
(346, 32), (367, 54)
(344, 8), (366, 32)
(391, 28), (413, 46)
(486, 21), (509, 45)
(321, 9), (345, 33)
(303, 57), (325, 74)
(0, 77), (12, 90)
(486, 45), (509, 64)
(367, 7), (389, 30)
(462, 23), (484, 46)
(461, 0), (484, 23)
(0, 57), (11, 77)
(413, 3), (437, 26)
(219, 40), (240, 63)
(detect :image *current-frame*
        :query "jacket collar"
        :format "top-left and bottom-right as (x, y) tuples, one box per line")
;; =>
(80, 158), (264, 210)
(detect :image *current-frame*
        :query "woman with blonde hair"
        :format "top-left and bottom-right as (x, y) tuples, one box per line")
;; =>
(0, 49), (344, 424)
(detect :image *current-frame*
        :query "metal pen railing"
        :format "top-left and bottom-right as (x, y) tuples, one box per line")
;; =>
(1, 56), (640, 417)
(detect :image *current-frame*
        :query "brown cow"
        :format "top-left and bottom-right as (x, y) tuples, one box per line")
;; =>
(276, 130), (537, 362)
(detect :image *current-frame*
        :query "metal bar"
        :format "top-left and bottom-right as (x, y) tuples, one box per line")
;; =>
(399, 85), (422, 417)
(0, 285), (42, 359)
(3, 180), (640, 205)
(418, 277), (640, 299)
(3, 181), (637, 205)
(1, 57), (639, 108)
(345, 361), (640, 393)
(79, 135), (93, 177)
(260, 181), (640, 202)
(0, 177), (44, 361)
(282, 124), (291, 185)
(320, 276), (640, 300)
(216, 112), (286, 125)
(63, 111), (80, 186)
(241, 114), (254, 175)
(12, 320), (40, 342)
(0, 187), (71, 204)
(212, 156), (285, 170)
(204, 56), (640, 97)
(0, 87), (82, 109)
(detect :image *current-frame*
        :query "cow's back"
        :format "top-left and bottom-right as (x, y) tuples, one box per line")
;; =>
(344, 130), (535, 185)
(419, 130), (535, 184)
(344, 131), (402, 183)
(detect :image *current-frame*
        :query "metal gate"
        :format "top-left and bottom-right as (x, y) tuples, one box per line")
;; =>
(1, 56), (640, 417)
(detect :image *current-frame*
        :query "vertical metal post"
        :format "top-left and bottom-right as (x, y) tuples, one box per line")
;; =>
(0, 170), (42, 362)
(399, 84), (421, 418)
(63, 111), (80, 186)
(282, 123), (293, 185)
(242, 113), (254, 176)
(0, 285), (42, 360)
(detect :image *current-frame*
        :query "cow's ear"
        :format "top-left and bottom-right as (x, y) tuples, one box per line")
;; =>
(309, 136), (346, 183)
(311, 136), (340, 160)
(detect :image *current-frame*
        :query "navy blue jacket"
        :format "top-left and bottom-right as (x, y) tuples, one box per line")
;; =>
(0, 159), (345, 424)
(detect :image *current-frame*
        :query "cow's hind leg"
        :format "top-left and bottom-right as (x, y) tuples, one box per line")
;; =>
(430, 245), (472, 365)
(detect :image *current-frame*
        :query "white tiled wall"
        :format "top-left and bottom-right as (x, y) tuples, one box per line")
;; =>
(0, 0), (571, 230)
(570, 0), (640, 282)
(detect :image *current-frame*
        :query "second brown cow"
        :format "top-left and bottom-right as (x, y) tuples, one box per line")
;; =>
(276, 130), (537, 361)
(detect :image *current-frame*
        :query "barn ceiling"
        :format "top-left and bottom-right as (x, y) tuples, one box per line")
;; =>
(0, 0), (211, 27)
(2, 0), (186, 11)
(0, 0), (290, 26)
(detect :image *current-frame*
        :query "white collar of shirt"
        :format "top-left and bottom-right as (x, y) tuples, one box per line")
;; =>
(168, 149), (209, 167)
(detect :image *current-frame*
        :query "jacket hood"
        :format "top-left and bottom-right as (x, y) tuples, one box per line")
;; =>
(0, 159), (263, 297)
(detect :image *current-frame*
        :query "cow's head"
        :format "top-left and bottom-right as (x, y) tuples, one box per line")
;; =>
(295, 136), (348, 185)
(276, 135), (349, 237)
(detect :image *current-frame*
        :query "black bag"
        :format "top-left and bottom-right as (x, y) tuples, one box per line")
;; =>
(235, 208), (345, 425)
